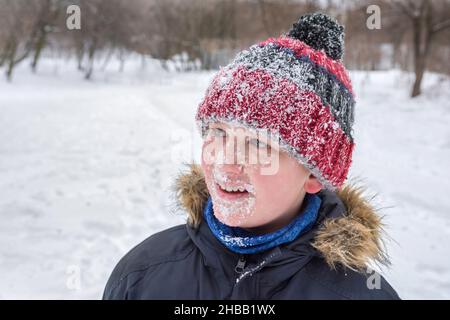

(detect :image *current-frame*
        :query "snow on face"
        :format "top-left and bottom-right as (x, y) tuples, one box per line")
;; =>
(201, 122), (312, 231)
(209, 165), (257, 226)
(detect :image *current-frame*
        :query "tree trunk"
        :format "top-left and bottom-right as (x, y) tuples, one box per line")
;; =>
(410, 0), (433, 98)
(84, 42), (96, 80)
(411, 57), (426, 97)
(118, 49), (125, 73)
(6, 40), (18, 81)
(411, 17), (423, 97)
(76, 46), (85, 71)
(31, 31), (47, 73)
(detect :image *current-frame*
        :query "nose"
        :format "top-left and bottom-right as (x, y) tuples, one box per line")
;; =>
(221, 134), (250, 166)
(215, 163), (244, 176)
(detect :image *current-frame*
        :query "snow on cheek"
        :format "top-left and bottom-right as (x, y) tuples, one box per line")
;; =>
(213, 195), (256, 226)
(207, 168), (257, 226)
(243, 183), (255, 194)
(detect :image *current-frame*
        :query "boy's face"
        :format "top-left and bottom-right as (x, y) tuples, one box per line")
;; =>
(201, 122), (322, 233)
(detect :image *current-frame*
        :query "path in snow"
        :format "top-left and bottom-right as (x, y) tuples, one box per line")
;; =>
(0, 58), (449, 299)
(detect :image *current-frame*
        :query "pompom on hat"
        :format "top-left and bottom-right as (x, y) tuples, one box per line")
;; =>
(196, 12), (355, 190)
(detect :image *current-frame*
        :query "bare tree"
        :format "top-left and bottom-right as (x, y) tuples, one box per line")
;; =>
(64, 0), (138, 79)
(29, 0), (61, 73)
(0, 0), (37, 80)
(0, 0), (66, 79)
(390, 0), (450, 97)
(1, 0), (448, 83)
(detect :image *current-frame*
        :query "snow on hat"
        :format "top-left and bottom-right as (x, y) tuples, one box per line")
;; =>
(196, 12), (355, 190)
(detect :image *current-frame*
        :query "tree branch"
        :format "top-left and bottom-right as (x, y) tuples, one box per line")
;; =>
(432, 19), (450, 34)
(391, 0), (418, 19)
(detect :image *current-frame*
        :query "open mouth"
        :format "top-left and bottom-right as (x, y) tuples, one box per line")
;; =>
(216, 181), (249, 194)
(213, 176), (254, 202)
(214, 181), (250, 201)
(212, 169), (255, 201)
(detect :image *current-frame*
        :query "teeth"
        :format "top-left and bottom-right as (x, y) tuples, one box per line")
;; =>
(213, 171), (253, 193)
(217, 181), (247, 193)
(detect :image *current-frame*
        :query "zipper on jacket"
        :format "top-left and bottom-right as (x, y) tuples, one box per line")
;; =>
(233, 248), (282, 285)
(234, 255), (246, 274)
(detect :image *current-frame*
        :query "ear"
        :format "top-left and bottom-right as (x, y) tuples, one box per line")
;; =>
(304, 174), (323, 194)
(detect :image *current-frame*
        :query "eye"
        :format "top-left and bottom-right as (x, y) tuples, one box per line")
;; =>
(248, 138), (268, 149)
(210, 127), (226, 137)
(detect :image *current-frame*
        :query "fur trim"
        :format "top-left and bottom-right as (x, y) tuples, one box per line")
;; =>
(174, 164), (390, 271)
(174, 164), (209, 228)
(312, 184), (390, 272)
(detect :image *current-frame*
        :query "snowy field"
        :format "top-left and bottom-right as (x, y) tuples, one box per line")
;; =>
(0, 56), (449, 299)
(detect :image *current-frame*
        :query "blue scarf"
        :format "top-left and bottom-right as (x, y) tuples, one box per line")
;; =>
(203, 193), (322, 254)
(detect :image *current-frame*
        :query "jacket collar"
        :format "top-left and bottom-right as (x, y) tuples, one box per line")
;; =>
(176, 164), (390, 272)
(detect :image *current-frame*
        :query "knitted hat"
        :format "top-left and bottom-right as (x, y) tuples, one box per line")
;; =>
(196, 13), (355, 190)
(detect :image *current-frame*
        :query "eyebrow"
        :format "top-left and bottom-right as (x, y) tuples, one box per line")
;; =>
(217, 126), (277, 146)
(209, 123), (228, 129)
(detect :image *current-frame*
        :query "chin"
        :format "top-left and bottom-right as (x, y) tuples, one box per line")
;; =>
(214, 212), (255, 228)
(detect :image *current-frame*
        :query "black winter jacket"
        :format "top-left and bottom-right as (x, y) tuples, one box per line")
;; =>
(103, 165), (400, 300)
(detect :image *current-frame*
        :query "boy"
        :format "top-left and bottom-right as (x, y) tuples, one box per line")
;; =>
(103, 12), (399, 300)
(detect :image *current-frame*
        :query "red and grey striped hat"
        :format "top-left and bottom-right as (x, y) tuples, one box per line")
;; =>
(196, 13), (355, 190)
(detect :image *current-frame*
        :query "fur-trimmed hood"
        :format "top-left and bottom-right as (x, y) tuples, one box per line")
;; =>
(174, 164), (390, 272)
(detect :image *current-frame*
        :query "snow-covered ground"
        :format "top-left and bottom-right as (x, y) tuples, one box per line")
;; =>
(0, 56), (449, 299)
